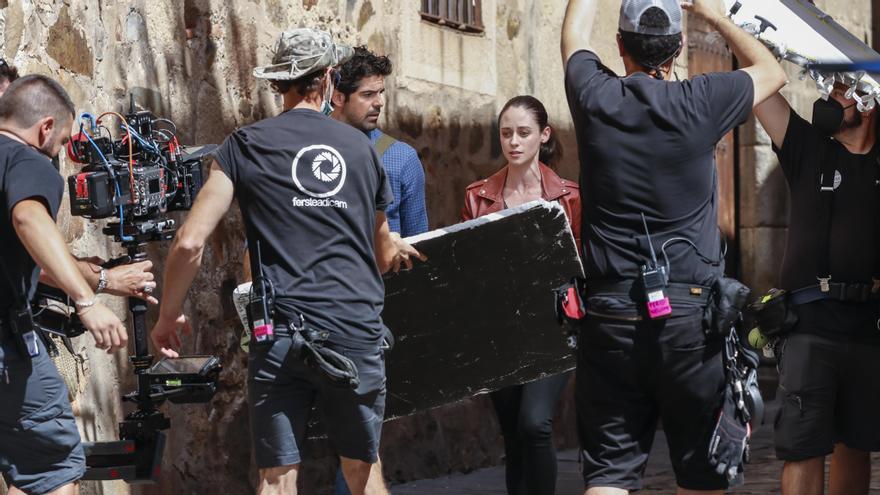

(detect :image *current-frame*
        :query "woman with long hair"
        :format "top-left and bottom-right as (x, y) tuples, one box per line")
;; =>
(461, 95), (581, 495)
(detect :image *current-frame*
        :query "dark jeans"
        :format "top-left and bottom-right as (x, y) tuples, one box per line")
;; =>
(491, 372), (572, 495)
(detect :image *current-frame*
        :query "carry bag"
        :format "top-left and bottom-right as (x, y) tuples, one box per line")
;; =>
(748, 288), (798, 340)
(553, 277), (587, 350)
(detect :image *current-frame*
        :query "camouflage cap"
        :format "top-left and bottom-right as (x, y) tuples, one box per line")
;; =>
(253, 28), (354, 80)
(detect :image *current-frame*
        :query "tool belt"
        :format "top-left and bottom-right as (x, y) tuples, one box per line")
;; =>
(586, 279), (712, 305)
(789, 282), (879, 306)
(583, 279), (712, 322)
(582, 278), (749, 338)
(275, 320), (360, 389)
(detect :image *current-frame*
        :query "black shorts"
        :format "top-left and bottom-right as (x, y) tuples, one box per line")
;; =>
(0, 337), (85, 494)
(576, 311), (735, 491)
(774, 331), (880, 460)
(247, 335), (386, 468)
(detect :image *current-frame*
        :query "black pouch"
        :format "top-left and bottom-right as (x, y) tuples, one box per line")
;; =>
(703, 277), (751, 337)
(748, 288), (798, 339)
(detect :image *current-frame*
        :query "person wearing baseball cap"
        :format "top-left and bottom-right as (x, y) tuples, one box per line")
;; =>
(561, 0), (786, 493)
(150, 28), (424, 495)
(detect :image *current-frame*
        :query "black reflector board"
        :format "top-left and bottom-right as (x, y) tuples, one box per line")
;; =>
(382, 200), (583, 420)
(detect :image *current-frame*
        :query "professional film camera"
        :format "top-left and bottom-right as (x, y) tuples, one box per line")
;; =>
(32, 97), (223, 483)
(65, 95), (210, 243)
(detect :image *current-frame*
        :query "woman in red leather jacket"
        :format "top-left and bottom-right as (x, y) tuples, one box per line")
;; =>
(461, 95), (581, 495)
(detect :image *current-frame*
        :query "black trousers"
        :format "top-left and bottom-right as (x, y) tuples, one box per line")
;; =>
(576, 311), (734, 491)
(490, 371), (571, 495)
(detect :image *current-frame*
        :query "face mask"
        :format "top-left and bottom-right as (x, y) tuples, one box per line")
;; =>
(321, 71), (335, 116)
(321, 100), (334, 116)
(812, 97), (856, 136)
(51, 156), (60, 171)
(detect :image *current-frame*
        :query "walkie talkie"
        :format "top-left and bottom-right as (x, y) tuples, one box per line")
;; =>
(9, 305), (40, 357)
(640, 213), (672, 319)
(247, 240), (276, 345)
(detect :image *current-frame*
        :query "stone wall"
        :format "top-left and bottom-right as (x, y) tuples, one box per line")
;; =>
(738, 0), (874, 295)
(1, 0), (870, 493)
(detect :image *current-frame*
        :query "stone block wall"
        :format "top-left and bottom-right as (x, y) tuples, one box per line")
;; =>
(1, 0), (870, 493)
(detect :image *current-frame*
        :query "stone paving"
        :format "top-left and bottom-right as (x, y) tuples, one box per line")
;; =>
(392, 400), (880, 494)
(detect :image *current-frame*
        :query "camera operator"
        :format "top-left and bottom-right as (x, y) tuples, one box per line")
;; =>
(561, 0), (785, 492)
(0, 75), (129, 495)
(149, 28), (424, 495)
(753, 80), (880, 494)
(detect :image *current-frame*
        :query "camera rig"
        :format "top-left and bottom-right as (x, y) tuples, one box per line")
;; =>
(35, 96), (223, 483)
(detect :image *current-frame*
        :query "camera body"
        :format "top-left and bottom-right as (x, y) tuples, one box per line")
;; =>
(66, 108), (205, 222)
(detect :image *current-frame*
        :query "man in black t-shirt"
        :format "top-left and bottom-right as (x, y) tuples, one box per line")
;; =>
(561, 0), (786, 492)
(755, 82), (880, 494)
(0, 76), (132, 495)
(150, 29), (423, 495)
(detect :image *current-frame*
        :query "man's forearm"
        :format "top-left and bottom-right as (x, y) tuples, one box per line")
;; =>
(40, 258), (101, 291)
(157, 236), (204, 321)
(561, 0), (598, 65)
(13, 201), (94, 302)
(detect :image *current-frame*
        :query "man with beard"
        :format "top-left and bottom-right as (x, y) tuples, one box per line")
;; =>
(331, 47), (428, 238)
(754, 83), (880, 494)
(0, 75), (130, 495)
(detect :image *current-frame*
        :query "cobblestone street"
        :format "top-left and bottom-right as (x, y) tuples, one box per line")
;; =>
(393, 400), (880, 494)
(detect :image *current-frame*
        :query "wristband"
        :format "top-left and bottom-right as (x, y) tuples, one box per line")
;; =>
(96, 268), (108, 294)
(75, 298), (97, 313)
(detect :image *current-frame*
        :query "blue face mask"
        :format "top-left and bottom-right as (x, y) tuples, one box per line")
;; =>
(320, 70), (336, 116)
(321, 100), (334, 116)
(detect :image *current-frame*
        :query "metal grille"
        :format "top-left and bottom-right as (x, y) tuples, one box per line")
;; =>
(420, 0), (483, 33)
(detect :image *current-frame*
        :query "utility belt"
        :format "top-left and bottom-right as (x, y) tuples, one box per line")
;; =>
(789, 281), (880, 306)
(748, 281), (880, 350)
(554, 276), (750, 339)
(586, 279), (712, 307)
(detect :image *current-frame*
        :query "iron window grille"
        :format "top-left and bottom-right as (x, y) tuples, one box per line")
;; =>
(420, 0), (484, 33)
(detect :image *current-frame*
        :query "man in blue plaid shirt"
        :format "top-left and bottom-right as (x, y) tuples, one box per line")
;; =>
(330, 46), (429, 494)
(331, 47), (429, 237)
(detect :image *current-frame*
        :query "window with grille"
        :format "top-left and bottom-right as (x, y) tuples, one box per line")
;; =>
(420, 0), (484, 33)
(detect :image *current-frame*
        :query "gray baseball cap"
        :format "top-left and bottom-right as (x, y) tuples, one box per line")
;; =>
(253, 28), (354, 80)
(619, 0), (682, 35)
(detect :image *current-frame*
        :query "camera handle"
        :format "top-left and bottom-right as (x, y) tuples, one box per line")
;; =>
(82, 241), (171, 482)
(124, 242), (157, 411)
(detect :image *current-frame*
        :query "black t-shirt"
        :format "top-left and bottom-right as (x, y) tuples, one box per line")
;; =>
(0, 135), (64, 314)
(774, 109), (879, 291)
(565, 51), (754, 292)
(214, 109), (393, 349)
(773, 110), (880, 340)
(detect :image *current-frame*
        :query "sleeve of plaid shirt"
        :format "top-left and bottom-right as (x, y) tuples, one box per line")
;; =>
(397, 145), (429, 237)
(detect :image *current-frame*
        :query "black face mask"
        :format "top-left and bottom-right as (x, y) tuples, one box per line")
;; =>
(51, 155), (60, 171)
(812, 97), (856, 136)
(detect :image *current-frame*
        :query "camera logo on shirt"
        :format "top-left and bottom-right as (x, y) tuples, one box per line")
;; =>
(291, 144), (348, 209)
